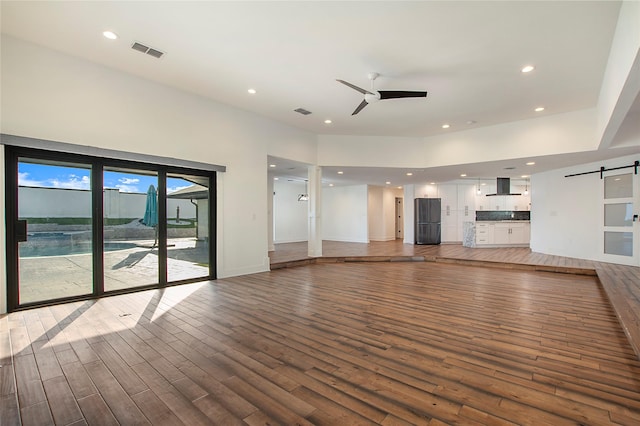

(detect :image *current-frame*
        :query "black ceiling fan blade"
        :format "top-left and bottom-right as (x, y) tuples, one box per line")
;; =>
(352, 99), (369, 115)
(337, 79), (374, 95)
(378, 90), (428, 100)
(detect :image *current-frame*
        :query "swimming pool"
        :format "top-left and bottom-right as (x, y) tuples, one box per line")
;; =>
(19, 233), (137, 258)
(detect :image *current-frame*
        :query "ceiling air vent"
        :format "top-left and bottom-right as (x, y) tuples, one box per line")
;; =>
(131, 42), (165, 59)
(294, 108), (312, 115)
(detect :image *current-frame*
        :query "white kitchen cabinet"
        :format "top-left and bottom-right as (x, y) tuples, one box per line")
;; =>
(505, 196), (530, 211)
(476, 222), (530, 246)
(438, 185), (458, 242)
(475, 222), (493, 244)
(442, 223), (458, 242)
(492, 196), (507, 211)
(441, 204), (457, 242)
(510, 223), (527, 243)
(457, 184), (476, 212)
(493, 223), (511, 244)
(437, 185), (458, 211)
(457, 211), (473, 241)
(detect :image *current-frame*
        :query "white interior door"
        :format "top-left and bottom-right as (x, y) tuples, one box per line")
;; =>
(600, 170), (639, 266)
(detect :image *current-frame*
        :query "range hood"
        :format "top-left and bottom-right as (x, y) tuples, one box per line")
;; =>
(486, 177), (521, 196)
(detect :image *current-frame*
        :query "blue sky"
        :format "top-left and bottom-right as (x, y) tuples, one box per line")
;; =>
(18, 163), (193, 194)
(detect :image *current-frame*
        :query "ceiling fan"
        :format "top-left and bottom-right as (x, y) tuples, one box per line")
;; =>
(337, 72), (427, 115)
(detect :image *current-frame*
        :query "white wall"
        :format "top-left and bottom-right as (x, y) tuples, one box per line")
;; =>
(531, 153), (638, 262)
(273, 180), (308, 243)
(597, 0), (640, 148)
(17, 187), (196, 219)
(368, 186), (402, 242)
(368, 187), (382, 241)
(0, 36), (318, 286)
(322, 185), (368, 243)
(384, 188), (403, 240)
(367, 187), (384, 241)
(318, 109), (600, 169)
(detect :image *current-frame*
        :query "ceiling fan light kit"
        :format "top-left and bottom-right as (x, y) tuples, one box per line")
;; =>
(337, 72), (428, 115)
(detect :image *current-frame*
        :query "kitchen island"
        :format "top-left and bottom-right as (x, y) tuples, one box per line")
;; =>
(464, 210), (531, 248)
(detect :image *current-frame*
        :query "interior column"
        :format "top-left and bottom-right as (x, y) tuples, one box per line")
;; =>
(308, 165), (322, 257)
(403, 184), (415, 245)
(267, 176), (274, 252)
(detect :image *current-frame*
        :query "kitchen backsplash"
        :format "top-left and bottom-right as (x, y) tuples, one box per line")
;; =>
(476, 210), (530, 221)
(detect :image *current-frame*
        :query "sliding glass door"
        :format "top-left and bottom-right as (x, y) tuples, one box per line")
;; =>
(16, 158), (94, 304)
(103, 167), (160, 292)
(166, 173), (210, 282)
(5, 146), (216, 311)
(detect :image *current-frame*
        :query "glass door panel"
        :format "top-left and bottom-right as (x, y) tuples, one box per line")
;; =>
(103, 168), (159, 291)
(166, 173), (210, 282)
(604, 231), (633, 256)
(17, 159), (93, 304)
(602, 172), (638, 264)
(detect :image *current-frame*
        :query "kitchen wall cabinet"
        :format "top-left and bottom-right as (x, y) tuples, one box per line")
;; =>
(436, 184), (476, 242)
(441, 204), (458, 242)
(475, 192), (530, 211)
(457, 184), (476, 212)
(414, 183), (529, 243)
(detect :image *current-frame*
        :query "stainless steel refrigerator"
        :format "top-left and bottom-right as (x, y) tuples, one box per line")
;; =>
(415, 198), (441, 245)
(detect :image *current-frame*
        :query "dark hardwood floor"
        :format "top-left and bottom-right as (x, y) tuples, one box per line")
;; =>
(3, 247), (640, 425)
(270, 240), (640, 359)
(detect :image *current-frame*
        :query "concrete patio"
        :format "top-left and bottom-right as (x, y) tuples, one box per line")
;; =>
(18, 238), (209, 304)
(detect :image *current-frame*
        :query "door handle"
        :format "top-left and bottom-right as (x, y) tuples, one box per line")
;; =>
(16, 220), (28, 242)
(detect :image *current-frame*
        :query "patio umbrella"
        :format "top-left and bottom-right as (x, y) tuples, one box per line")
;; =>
(142, 184), (158, 246)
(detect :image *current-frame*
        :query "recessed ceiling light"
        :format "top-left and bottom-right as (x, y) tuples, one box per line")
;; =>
(429, 182), (435, 185)
(534, 107), (545, 112)
(385, 181), (391, 185)
(442, 124), (450, 129)
(406, 172), (413, 176)
(329, 183), (334, 187)
(521, 65), (535, 73)
(481, 183), (486, 186)
(521, 175), (529, 178)
(273, 177), (279, 180)
(337, 171), (344, 175)
(103, 31), (118, 40)
(269, 164), (276, 168)
(324, 119), (332, 124)
(526, 161), (536, 166)
(247, 88), (257, 94)
(460, 174), (467, 177)
(397, 186), (402, 189)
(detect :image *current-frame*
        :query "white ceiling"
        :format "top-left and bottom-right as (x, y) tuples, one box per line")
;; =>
(268, 148), (638, 188)
(2, 1), (637, 186)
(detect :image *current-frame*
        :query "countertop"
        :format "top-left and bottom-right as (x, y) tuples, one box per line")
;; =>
(476, 220), (530, 223)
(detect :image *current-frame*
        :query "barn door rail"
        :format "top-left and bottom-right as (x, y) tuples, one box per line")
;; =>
(564, 160), (639, 179)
